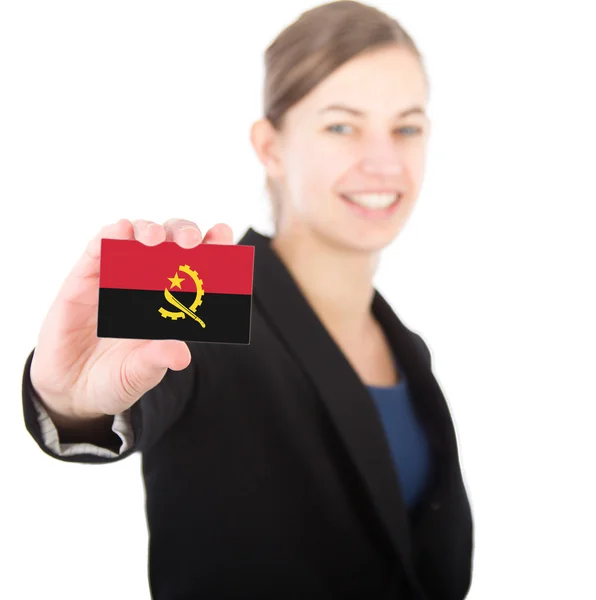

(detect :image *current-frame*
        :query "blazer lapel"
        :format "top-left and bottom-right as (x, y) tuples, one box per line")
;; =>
(239, 227), (444, 597)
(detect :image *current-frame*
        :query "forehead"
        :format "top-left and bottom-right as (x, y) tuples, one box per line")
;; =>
(292, 45), (428, 120)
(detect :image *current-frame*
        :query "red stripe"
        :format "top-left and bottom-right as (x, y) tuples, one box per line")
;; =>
(99, 239), (254, 294)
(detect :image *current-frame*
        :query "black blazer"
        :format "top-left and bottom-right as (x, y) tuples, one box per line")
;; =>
(22, 227), (474, 600)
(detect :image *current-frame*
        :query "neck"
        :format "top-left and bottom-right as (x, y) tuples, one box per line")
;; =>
(270, 225), (380, 338)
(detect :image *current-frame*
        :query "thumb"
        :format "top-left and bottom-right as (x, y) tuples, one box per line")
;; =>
(142, 339), (192, 371)
(120, 340), (191, 401)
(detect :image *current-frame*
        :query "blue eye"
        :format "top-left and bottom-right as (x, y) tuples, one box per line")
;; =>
(398, 126), (423, 136)
(326, 124), (423, 136)
(327, 124), (352, 134)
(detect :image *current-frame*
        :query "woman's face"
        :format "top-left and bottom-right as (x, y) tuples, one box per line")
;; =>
(263, 44), (430, 253)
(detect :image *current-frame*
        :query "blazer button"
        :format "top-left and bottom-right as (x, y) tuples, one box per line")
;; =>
(430, 501), (441, 510)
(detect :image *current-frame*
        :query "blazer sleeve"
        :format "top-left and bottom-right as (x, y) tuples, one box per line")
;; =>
(21, 345), (199, 464)
(31, 393), (134, 458)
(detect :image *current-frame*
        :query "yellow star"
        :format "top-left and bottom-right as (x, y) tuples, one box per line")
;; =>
(168, 272), (185, 289)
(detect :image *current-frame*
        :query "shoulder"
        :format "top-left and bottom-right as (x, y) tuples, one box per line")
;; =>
(409, 329), (433, 367)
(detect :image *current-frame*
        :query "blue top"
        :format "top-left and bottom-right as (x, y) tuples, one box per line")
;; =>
(366, 358), (432, 510)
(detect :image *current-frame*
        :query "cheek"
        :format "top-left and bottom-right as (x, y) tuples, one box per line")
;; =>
(397, 145), (426, 194)
(408, 141), (428, 177)
(287, 143), (349, 208)
(308, 141), (354, 194)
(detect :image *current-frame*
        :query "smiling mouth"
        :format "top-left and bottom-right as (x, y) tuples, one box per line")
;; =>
(340, 193), (403, 215)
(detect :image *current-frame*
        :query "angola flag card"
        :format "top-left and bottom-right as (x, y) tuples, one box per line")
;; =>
(97, 239), (255, 344)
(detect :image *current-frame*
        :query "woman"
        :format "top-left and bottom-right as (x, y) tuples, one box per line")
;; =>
(22, 1), (473, 598)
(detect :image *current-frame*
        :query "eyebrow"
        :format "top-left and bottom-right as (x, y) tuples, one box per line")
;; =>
(318, 103), (427, 119)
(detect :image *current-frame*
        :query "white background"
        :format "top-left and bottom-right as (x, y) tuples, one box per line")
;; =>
(1, 1), (594, 598)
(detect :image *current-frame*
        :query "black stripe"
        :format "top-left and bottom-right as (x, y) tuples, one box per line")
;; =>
(97, 289), (251, 344)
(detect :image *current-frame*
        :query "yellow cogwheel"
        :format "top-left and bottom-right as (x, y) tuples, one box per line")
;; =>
(159, 264), (205, 320)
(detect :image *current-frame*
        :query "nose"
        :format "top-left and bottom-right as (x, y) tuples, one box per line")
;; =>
(359, 136), (404, 177)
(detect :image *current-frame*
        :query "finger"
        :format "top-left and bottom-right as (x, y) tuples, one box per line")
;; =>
(132, 219), (166, 246)
(163, 218), (203, 249)
(72, 218), (134, 279)
(202, 223), (234, 244)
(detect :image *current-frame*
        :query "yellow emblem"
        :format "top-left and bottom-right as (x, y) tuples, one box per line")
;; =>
(158, 264), (206, 328)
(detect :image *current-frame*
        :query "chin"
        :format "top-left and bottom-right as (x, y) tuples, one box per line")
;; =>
(351, 232), (398, 253)
(324, 192), (412, 252)
(319, 223), (399, 254)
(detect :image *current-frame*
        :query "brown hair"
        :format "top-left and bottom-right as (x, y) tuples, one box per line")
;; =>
(262, 0), (428, 231)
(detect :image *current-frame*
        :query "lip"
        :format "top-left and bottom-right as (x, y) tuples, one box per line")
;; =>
(340, 193), (402, 219)
(342, 190), (405, 196)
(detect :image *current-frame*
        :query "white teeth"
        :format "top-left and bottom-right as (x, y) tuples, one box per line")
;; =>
(343, 193), (400, 209)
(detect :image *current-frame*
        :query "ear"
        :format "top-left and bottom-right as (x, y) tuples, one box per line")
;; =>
(249, 118), (285, 179)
